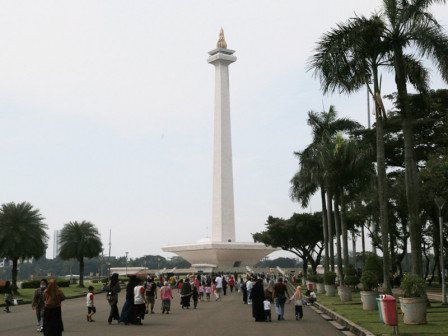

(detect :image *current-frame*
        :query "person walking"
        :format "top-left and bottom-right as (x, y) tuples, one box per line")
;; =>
(144, 276), (157, 314)
(241, 278), (248, 304)
(133, 278), (146, 325)
(222, 276), (227, 296)
(43, 279), (66, 336)
(86, 286), (96, 322)
(107, 273), (121, 325)
(32, 279), (47, 331)
(3, 281), (14, 313)
(120, 275), (138, 325)
(272, 278), (289, 320)
(289, 286), (304, 320)
(214, 274), (223, 301)
(180, 278), (192, 309)
(246, 278), (253, 304)
(160, 281), (173, 314)
(251, 278), (265, 322)
(228, 276), (235, 293)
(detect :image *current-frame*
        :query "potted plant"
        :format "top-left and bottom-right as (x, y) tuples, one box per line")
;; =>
(316, 274), (325, 294)
(399, 274), (427, 324)
(324, 271), (336, 296)
(360, 270), (378, 310)
(339, 264), (359, 301)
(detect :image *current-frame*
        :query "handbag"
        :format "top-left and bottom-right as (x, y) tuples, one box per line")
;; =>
(13, 299), (18, 306)
(277, 294), (287, 304)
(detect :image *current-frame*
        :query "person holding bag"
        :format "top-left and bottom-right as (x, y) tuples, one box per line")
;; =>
(272, 278), (289, 320)
(107, 273), (121, 325)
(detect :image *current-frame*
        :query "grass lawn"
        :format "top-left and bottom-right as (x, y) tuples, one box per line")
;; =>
(15, 282), (104, 302)
(314, 288), (448, 336)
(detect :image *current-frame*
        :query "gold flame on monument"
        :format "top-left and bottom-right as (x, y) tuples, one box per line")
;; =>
(217, 27), (227, 49)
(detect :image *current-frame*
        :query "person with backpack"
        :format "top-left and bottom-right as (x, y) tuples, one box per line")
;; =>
(144, 276), (157, 314)
(107, 273), (121, 325)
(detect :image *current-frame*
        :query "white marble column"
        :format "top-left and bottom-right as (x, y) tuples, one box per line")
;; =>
(207, 29), (237, 243)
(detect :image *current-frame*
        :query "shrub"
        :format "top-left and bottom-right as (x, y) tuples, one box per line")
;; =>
(307, 274), (318, 282)
(344, 264), (360, 287)
(400, 273), (426, 298)
(316, 274), (324, 283)
(360, 270), (378, 291)
(324, 271), (336, 286)
(364, 255), (383, 283)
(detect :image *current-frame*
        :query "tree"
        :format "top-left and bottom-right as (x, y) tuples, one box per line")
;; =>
(291, 106), (360, 273)
(0, 202), (48, 289)
(253, 213), (323, 278)
(382, 0), (448, 277)
(308, 14), (394, 293)
(59, 221), (102, 287)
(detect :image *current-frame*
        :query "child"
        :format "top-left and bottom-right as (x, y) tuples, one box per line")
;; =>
(198, 284), (204, 301)
(289, 286), (304, 320)
(86, 286), (96, 322)
(263, 298), (271, 322)
(205, 285), (211, 302)
(305, 289), (317, 305)
(192, 286), (199, 309)
(133, 278), (146, 325)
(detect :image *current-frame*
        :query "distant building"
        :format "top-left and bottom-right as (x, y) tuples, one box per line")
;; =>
(53, 230), (62, 259)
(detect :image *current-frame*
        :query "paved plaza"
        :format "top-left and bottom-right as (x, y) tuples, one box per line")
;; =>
(1, 289), (345, 336)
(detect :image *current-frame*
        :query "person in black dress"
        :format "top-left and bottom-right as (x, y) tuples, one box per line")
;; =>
(251, 278), (265, 322)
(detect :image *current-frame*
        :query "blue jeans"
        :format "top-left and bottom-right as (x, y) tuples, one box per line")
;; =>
(247, 289), (252, 303)
(275, 297), (285, 318)
(295, 305), (303, 319)
(264, 309), (271, 321)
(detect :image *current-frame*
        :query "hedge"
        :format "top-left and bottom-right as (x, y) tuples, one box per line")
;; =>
(21, 278), (70, 288)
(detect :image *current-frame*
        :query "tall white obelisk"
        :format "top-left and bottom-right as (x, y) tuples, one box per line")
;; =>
(207, 28), (236, 243)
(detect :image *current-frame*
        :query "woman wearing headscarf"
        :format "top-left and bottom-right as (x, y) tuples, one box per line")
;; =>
(250, 278), (265, 322)
(241, 277), (248, 304)
(120, 275), (138, 325)
(180, 278), (192, 309)
(265, 279), (275, 302)
(43, 279), (65, 336)
(160, 281), (173, 314)
(107, 273), (121, 324)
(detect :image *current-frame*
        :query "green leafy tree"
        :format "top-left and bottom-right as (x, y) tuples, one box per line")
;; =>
(308, 13), (393, 293)
(0, 202), (48, 288)
(382, 0), (448, 277)
(59, 221), (102, 287)
(253, 213), (323, 278)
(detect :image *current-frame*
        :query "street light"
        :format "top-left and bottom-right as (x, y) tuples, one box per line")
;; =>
(435, 197), (447, 305)
(125, 252), (129, 278)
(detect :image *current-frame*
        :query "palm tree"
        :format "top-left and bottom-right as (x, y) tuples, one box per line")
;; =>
(0, 202), (48, 288)
(59, 221), (102, 287)
(381, 0), (448, 277)
(308, 14), (394, 293)
(290, 106), (360, 273)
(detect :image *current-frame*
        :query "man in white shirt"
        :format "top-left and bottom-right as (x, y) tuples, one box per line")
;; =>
(215, 275), (223, 301)
(246, 278), (253, 304)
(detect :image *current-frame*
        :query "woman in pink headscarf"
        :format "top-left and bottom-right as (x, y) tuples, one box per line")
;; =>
(160, 282), (173, 314)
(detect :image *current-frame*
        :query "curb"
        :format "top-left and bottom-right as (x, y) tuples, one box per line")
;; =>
(314, 301), (376, 336)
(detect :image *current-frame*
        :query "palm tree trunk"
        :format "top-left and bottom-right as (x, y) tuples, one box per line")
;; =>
(393, 45), (423, 278)
(352, 229), (357, 268)
(12, 258), (18, 288)
(340, 188), (349, 272)
(373, 69), (391, 294)
(333, 196), (343, 282)
(326, 190), (335, 272)
(321, 187), (329, 272)
(79, 258), (85, 288)
(361, 223), (366, 268)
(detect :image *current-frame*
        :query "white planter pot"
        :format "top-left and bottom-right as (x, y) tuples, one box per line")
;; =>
(399, 297), (427, 324)
(316, 283), (325, 294)
(338, 286), (352, 301)
(325, 285), (336, 296)
(360, 291), (378, 310)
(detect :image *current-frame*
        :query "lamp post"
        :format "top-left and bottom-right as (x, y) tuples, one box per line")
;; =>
(434, 197), (447, 305)
(125, 252), (129, 277)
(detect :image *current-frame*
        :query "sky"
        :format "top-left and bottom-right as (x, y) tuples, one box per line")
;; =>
(1, 1), (447, 261)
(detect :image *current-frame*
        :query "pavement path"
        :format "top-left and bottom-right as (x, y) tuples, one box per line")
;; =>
(0, 287), (345, 336)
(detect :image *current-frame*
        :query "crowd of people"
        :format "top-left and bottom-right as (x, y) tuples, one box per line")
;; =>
(3, 271), (317, 334)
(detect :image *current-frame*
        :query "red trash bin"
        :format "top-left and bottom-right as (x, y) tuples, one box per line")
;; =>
(380, 295), (398, 326)
(307, 282), (313, 291)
